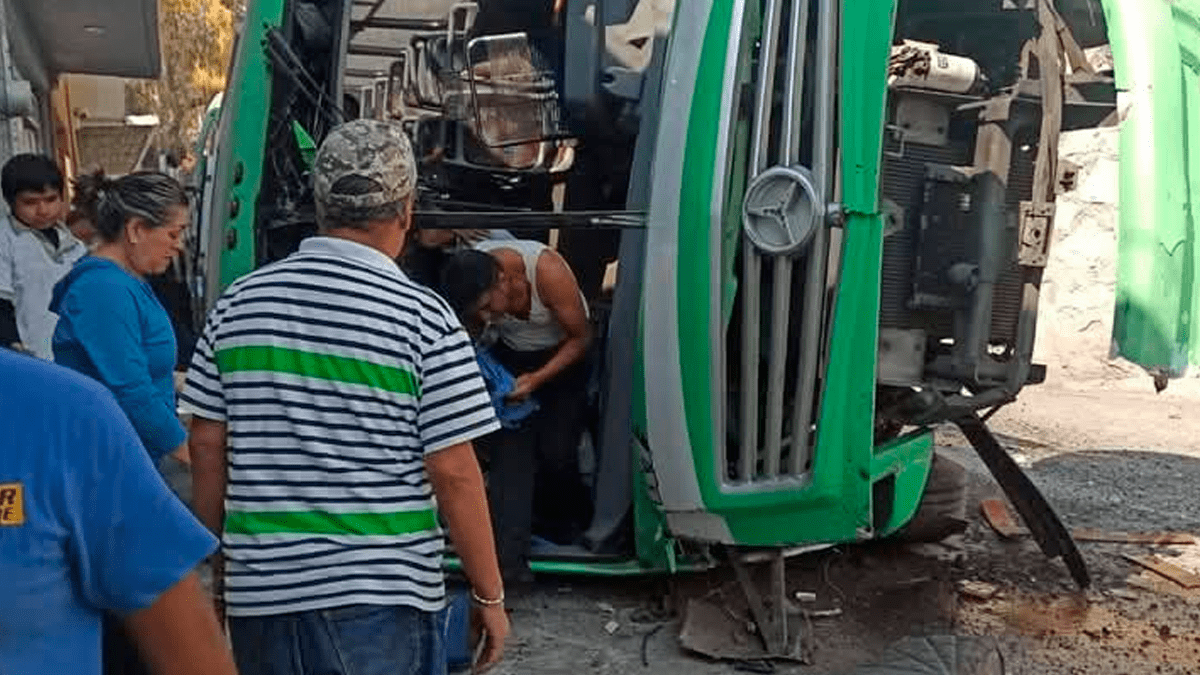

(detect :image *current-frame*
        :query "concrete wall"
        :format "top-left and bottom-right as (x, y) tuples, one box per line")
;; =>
(62, 74), (128, 123)
(1033, 126), (1152, 384)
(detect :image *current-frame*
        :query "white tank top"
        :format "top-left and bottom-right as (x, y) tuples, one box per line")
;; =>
(474, 239), (584, 352)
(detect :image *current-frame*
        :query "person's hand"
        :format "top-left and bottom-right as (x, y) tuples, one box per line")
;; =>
(470, 603), (510, 673)
(505, 374), (539, 404)
(171, 442), (192, 466)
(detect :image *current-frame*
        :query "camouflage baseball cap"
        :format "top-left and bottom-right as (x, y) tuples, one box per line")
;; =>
(313, 119), (416, 212)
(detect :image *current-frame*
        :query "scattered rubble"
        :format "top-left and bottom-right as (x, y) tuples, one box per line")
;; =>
(958, 581), (1001, 602)
(1123, 555), (1200, 590)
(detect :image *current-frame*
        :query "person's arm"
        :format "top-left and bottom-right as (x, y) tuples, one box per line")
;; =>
(188, 415), (228, 620)
(179, 316), (231, 616)
(0, 299), (19, 348)
(417, 322), (507, 670)
(425, 443), (509, 671)
(508, 250), (592, 402)
(189, 417), (228, 536)
(58, 281), (186, 458)
(124, 573), (237, 675)
(0, 227), (20, 350)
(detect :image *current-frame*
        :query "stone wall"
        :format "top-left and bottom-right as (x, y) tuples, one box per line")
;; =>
(1032, 126), (1143, 384)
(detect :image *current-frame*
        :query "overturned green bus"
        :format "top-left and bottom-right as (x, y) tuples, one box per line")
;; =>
(195, 0), (1130, 612)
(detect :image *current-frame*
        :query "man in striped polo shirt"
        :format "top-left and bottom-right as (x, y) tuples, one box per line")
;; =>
(181, 119), (509, 675)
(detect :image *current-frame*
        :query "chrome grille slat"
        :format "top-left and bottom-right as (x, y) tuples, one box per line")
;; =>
(733, 0), (834, 484)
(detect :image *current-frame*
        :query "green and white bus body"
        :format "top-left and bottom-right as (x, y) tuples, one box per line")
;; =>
(196, 0), (1118, 577)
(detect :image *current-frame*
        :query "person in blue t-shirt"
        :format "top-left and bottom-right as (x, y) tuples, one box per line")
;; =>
(51, 170), (191, 467)
(0, 350), (235, 675)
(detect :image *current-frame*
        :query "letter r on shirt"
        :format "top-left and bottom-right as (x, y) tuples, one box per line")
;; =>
(0, 483), (24, 525)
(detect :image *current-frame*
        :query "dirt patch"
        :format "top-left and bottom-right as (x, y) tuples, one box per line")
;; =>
(956, 590), (1200, 674)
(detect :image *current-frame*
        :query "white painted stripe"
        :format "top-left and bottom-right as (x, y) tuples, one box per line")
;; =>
(643, 0), (714, 512)
(708, 0), (747, 495)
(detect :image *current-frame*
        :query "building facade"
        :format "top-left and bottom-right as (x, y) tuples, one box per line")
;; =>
(0, 0), (161, 179)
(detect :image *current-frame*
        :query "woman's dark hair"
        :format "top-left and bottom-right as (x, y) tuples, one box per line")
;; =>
(72, 171), (189, 243)
(1, 154), (64, 205)
(438, 249), (500, 317)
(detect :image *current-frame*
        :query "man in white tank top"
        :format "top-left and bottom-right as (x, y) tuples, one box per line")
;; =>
(439, 241), (593, 585)
(472, 239), (590, 384)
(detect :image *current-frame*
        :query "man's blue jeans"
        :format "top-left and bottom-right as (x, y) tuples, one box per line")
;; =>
(228, 604), (449, 675)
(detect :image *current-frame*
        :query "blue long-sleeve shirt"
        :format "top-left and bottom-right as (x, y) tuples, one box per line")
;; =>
(50, 257), (185, 461)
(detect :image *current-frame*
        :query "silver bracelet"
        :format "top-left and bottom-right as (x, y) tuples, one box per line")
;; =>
(471, 589), (505, 606)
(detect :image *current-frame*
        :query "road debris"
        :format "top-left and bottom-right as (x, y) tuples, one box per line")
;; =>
(731, 659), (776, 673)
(981, 498), (1197, 545)
(958, 581), (1001, 601)
(640, 624), (664, 667)
(893, 576), (934, 589)
(907, 535), (967, 563)
(604, 619), (621, 635)
(1107, 588), (1139, 601)
(678, 599), (809, 664)
(1122, 555), (1200, 589)
(801, 608), (843, 619)
(1125, 572), (1200, 601)
(980, 498), (1024, 538)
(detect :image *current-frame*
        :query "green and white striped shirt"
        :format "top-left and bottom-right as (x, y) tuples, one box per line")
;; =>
(180, 237), (499, 617)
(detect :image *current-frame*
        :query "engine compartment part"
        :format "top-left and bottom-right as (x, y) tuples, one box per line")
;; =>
(875, 0), (1116, 427)
(888, 41), (986, 94)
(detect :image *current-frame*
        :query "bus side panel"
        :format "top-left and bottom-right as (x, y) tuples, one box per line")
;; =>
(1104, 0), (1200, 376)
(206, 0), (287, 298)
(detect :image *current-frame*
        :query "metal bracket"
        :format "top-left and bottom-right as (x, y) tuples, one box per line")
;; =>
(447, 2), (479, 49)
(729, 550), (790, 656)
(884, 123), (908, 159)
(1018, 201), (1055, 267)
(825, 203), (846, 228)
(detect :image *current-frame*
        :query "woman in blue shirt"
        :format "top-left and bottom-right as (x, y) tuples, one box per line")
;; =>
(50, 171), (192, 675)
(51, 171), (190, 465)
